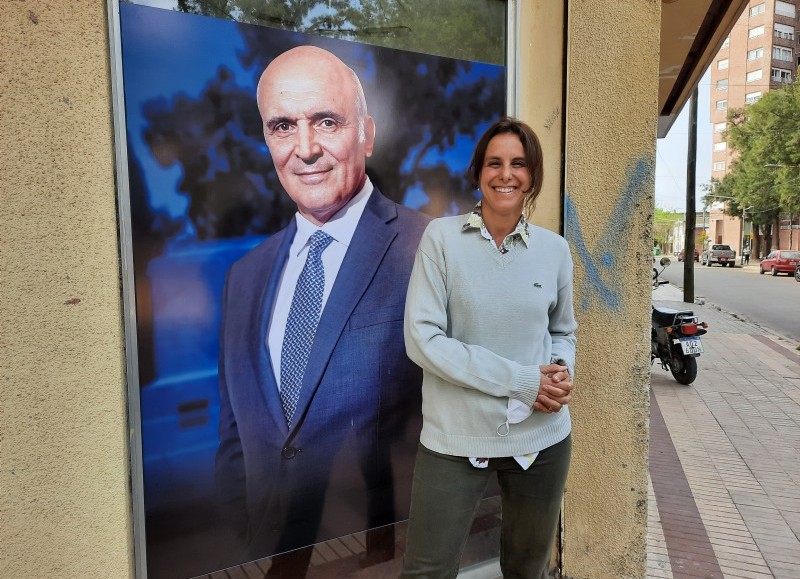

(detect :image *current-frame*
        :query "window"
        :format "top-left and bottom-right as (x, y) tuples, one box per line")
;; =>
(747, 69), (763, 82)
(718, 58), (729, 70)
(749, 25), (765, 38)
(748, 47), (764, 61)
(745, 91), (762, 103)
(716, 99), (728, 111)
(721, 37), (730, 49)
(713, 141), (727, 152)
(772, 67), (793, 83)
(775, 23), (794, 40)
(714, 122), (727, 133)
(749, 3), (765, 16)
(773, 46), (793, 61)
(776, 0), (797, 18)
(716, 78), (728, 90)
(713, 161), (726, 172)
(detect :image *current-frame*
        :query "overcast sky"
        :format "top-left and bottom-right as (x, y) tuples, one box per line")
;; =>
(655, 69), (713, 212)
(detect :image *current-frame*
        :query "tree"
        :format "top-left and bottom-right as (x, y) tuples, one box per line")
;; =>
(138, 2), (506, 239)
(720, 81), (800, 253)
(653, 207), (682, 251)
(173, 0), (506, 64)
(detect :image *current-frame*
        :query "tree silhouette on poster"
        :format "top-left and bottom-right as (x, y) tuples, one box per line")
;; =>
(140, 1), (505, 239)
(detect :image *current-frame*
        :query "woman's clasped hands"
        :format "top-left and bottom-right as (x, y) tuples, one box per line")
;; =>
(534, 364), (573, 414)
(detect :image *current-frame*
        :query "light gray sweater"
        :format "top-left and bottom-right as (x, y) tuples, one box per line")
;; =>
(404, 215), (577, 457)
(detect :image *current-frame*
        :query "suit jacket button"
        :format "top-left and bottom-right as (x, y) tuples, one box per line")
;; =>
(281, 446), (297, 459)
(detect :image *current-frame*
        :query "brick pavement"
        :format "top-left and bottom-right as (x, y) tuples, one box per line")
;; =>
(649, 284), (800, 579)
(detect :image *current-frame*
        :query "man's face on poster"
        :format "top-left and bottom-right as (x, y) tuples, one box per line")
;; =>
(258, 47), (376, 226)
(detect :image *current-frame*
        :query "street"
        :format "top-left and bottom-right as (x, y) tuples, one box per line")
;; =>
(656, 261), (800, 343)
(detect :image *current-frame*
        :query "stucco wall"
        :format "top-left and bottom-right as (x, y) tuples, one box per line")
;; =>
(0, 2), (132, 578)
(559, 2), (660, 578)
(519, 0), (566, 233)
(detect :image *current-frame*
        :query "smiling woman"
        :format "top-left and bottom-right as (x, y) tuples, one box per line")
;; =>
(479, 133), (531, 243)
(401, 117), (577, 579)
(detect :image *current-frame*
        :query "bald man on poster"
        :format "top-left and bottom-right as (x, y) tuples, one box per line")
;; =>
(215, 45), (429, 576)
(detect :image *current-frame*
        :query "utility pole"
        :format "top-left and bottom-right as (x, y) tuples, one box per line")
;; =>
(684, 87), (697, 304)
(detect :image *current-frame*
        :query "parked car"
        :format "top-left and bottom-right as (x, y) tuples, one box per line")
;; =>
(678, 248), (699, 262)
(759, 250), (800, 276)
(701, 244), (736, 267)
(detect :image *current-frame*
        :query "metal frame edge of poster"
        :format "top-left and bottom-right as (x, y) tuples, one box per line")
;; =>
(105, 1), (149, 577)
(508, 0), (520, 118)
(105, 2), (520, 577)
(560, 0), (571, 236)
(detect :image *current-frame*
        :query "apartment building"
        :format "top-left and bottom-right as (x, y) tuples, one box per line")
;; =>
(709, 0), (799, 254)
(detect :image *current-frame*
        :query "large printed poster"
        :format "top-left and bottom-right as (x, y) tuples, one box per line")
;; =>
(117, 3), (506, 577)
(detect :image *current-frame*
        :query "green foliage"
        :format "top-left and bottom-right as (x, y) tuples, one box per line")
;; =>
(722, 82), (800, 225)
(653, 207), (682, 246)
(134, 2), (506, 238)
(174, 0), (506, 64)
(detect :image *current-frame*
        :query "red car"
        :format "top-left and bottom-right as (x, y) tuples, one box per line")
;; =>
(759, 250), (800, 276)
(678, 249), (699, 262)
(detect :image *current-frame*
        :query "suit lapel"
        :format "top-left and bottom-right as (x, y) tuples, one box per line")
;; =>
(255, 221), (296, 437)
(291, 190), (398, 431)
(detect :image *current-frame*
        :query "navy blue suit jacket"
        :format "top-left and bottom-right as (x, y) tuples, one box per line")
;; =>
(216, 189), (429, 561)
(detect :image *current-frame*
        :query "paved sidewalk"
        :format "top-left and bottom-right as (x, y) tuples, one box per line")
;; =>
(648, 284), (800, 579)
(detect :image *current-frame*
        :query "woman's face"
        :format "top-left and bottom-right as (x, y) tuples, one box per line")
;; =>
(478, 132), (532, 220)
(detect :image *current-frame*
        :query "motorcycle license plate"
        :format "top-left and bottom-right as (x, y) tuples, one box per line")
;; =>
(680, 337), (703, 355)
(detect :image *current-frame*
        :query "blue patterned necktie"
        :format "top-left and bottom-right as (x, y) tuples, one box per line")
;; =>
(280, 230), (333, 428)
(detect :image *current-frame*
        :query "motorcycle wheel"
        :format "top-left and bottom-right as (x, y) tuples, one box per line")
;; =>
(669, 356), (697, 385)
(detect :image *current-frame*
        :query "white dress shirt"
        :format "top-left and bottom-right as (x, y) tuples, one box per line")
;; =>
(267, 178), (374, 388)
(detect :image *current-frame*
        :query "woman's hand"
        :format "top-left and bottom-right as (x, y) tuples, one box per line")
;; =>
(534, 364), (573, 413)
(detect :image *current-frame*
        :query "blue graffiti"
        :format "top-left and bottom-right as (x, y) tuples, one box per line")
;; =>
(565, 159), (653, 312)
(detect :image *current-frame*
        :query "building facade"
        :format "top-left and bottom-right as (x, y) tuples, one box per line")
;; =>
(709, 0), (800, 256)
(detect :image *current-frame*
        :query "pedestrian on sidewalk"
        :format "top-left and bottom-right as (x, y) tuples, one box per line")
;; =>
(400, 117), (577, 579)
(743, 247), (750, 265)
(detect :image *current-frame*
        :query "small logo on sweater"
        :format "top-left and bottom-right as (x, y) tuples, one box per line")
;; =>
(533, 282), (542, 288)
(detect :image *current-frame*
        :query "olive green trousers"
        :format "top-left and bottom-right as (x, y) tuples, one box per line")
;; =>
(400, 434), (571, 579)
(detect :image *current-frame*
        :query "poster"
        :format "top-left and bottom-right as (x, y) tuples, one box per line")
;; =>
(116, 3), (506, 577)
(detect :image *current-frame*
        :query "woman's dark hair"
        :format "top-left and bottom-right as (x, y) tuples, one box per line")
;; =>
(467, 117), (544, 213)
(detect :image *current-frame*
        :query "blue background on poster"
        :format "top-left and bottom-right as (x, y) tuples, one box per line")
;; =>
(120, 2), (505, 576)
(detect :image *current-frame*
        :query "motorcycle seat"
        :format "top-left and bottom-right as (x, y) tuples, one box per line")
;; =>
(652, 306), (694, 326)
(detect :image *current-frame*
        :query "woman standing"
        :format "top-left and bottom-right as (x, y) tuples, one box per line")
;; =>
(401, 118), (577, 579)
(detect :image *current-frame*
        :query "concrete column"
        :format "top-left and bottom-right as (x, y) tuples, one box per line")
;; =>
(519, 1), (660, 577)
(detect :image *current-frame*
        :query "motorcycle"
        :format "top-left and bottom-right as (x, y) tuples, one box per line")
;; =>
(651, 257), (708, 385)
